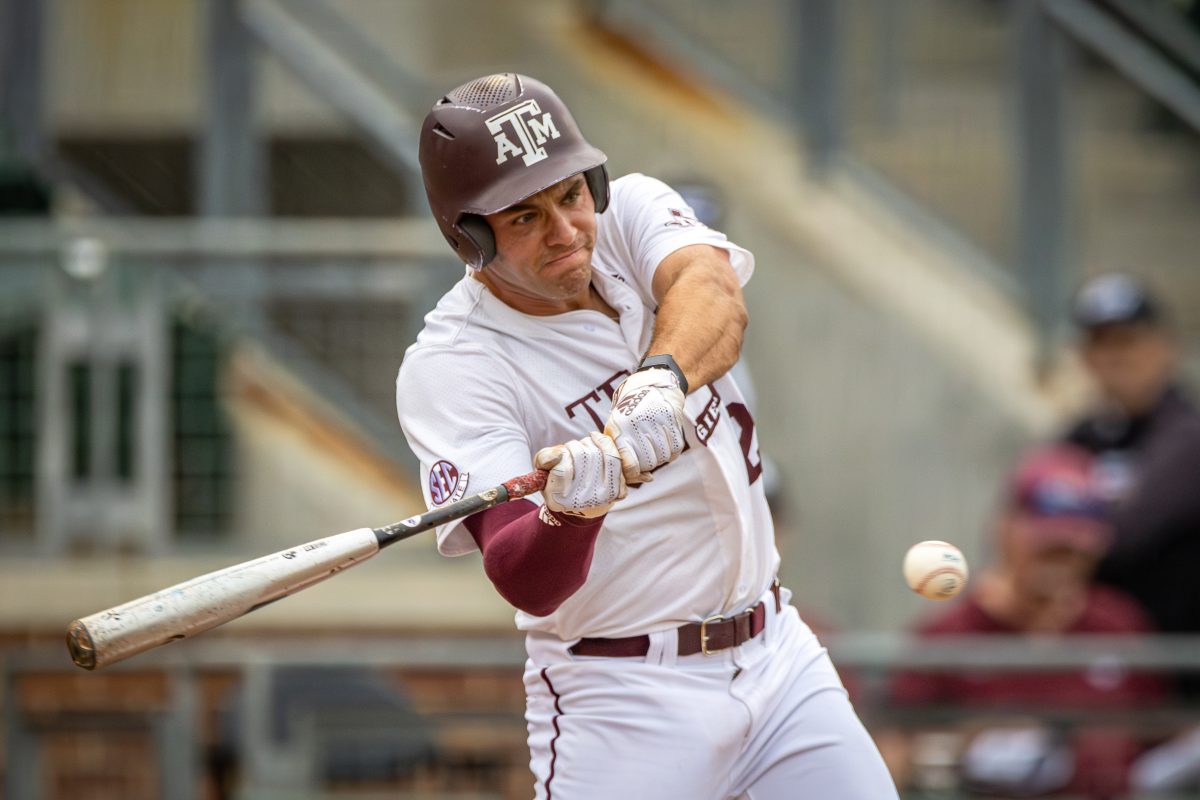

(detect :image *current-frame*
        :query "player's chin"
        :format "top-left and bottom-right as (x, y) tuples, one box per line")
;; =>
(543, 249), (592, 291)
(542, 243), (591, 274)
(555, 265), (592, 298)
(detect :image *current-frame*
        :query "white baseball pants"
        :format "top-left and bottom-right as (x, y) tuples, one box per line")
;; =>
(522, 588), (899, 799)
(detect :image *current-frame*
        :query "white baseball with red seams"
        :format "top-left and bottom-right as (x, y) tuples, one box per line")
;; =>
(904, 540), (970, 600)
(397, 173), (899, 799)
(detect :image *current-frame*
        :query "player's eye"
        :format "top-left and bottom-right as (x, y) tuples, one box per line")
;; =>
(562, 188), (581, 205)
(512, 212), (536, 226)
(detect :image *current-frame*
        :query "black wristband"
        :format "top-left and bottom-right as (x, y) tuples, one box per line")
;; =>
(635, 354), (689, 395)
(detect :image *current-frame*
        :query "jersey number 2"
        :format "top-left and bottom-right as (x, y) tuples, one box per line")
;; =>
(726, 402), (763, 485)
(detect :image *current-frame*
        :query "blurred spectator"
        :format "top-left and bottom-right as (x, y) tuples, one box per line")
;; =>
(879, 444), (1169, 798)
(1063, 274), (1200, 644)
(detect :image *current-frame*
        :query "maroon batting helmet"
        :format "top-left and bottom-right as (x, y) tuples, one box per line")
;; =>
(419, 73), (609, 269)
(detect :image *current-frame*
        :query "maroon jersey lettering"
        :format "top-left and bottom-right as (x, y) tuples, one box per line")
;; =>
(597, 370), (629, 400)
(727, 402), (763, 484)
(564, 390), (605, 429)
(694, 383), (722, 445)
(564, 370), (631, 428)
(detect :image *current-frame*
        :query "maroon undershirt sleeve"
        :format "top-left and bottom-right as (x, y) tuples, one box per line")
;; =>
(464, 499), (605, 617)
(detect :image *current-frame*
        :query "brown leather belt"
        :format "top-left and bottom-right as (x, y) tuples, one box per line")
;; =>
(570, 582), (782, 658)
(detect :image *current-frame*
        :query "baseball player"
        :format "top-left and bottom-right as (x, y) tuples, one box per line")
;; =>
(396, 73), (897, 799)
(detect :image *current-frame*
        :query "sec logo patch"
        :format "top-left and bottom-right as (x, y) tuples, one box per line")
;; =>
(429, 460), (469, 505)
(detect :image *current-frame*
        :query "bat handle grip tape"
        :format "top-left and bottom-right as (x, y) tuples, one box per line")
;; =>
(374, 469), (548, 548)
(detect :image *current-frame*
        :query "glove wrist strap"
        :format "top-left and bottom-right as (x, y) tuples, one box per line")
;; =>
(635, 353), (689, 395)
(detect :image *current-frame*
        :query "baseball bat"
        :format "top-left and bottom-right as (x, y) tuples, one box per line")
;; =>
(66, 469), (547, 671)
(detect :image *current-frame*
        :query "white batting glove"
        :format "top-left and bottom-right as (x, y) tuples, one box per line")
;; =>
(603, 369), (687, 484)
(534, 431), (628, 519)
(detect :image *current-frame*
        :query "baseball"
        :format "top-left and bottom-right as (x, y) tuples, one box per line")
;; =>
(903, 540), (969, 600)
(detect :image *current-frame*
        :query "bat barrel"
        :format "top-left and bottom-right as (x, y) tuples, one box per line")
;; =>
(65, 471), (548, 670)
(67, 528), (380, 670)
(66, 620), (99, 669)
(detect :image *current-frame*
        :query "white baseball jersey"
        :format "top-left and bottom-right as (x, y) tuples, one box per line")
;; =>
(396, 173), (779, 642)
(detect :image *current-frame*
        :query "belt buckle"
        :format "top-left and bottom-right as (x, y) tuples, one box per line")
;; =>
(699, 614), (725, 656)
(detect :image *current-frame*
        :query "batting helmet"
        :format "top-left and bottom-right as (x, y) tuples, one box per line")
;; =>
(419, 73), (609, 269)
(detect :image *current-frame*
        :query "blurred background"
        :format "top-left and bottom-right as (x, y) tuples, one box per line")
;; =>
(2, 0), (1200, 797)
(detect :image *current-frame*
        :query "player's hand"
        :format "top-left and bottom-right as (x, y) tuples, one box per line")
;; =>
(603, 369), (687, 484)
(534, 431), (628, 519)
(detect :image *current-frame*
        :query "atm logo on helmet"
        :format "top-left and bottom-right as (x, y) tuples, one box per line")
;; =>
(487, 99), (561, 166)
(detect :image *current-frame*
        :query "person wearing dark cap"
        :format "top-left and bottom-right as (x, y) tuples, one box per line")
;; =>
(1064, 273), (1200, 640)
(879, 444), (1168, 798)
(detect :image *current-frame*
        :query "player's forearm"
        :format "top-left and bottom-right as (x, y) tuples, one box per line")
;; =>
(465, 500), (603, 617)
(647, 253), (748, 392)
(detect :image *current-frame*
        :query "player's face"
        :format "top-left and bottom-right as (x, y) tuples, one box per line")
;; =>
(479, 176), (597, 314)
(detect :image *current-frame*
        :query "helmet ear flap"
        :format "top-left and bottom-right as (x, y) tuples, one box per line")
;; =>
(585, 165), (610, 214)
(457, 214), (496, 270)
